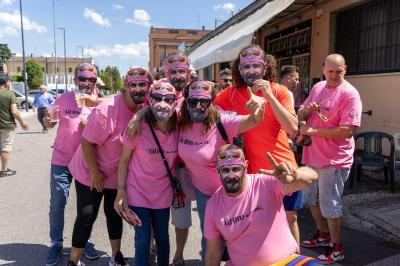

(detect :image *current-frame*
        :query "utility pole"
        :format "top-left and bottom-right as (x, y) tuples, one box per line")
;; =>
(19, 0), (28, 112)
(58, 27), (67, 91)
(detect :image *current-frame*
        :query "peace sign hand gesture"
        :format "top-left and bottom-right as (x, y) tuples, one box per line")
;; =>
(259, 152), (297, 184)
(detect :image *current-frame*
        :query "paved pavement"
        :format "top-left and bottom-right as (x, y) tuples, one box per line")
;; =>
(0, 113), (399, 266)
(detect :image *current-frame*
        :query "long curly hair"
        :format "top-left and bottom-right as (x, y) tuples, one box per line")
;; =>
(232, 44), (277, 88)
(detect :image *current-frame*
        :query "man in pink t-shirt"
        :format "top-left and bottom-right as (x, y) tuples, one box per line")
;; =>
(204, 144), (317, 265)
(44, 63), (101, 266)
(298, 54), (362, 264)
(66, 67), (153, 266)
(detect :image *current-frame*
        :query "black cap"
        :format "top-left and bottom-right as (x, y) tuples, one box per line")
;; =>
(0, 73), (10, 85)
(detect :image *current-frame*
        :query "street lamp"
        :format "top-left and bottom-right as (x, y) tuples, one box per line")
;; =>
(19, 0), (28, 112)
(76, 45), (84, 62)
(57, 27), (67, 92)
(52, 0), (62, 95)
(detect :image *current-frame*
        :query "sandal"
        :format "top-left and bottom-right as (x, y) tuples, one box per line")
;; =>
(0, 168), (16, 177)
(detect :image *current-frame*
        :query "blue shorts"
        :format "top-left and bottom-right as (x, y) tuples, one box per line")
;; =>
(283, 190), (303, 211)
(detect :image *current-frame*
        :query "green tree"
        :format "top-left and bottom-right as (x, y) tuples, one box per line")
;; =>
(0, 43), (13, 73)
(26, 59), (43, 89)
(98, 66), (123, 93)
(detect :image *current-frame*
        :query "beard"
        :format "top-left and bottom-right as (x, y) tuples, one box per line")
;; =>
(169, 77), (187, 91)
(188, 107), (210, 123)
(241, 72), (264, 87)
(222, 176), (242, 194)
(150, 105), (173, 121)
(130, 91), (146, 104)
(78, 83), (95, 95)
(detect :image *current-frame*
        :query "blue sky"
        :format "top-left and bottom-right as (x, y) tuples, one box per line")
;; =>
(0, 0), (253, 73)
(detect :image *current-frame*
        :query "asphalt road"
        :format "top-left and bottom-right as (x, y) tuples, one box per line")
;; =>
(0, 113), (399, 266)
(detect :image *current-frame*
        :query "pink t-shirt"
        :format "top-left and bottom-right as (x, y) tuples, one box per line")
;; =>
(121, 122), (178, 209)
(51, 92), (94, 166)
(178, 114), (242, 196)
(302, 80), (362, 169)
(69, 93), (138, 189)
(205, 174), (299, 266)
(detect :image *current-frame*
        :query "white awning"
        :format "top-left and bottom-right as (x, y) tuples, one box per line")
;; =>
(188, 0), (295, 70)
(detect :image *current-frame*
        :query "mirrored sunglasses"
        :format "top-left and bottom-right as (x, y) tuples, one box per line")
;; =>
(240, 49), (262, 58)
(218, 150), (242, 160)
(167, 56), (187, 64)
(186, 97), (211, 109)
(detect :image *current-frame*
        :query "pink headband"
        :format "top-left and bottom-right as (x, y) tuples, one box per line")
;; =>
(217, 149), (246, 169)
(163, 54), (189, 74)
(76, 63), (97, 78)
(188, 81), (212, 99)
(126, 67), (152, 84)
(239, 47), (265, 65)
(151, 81), (176, 96)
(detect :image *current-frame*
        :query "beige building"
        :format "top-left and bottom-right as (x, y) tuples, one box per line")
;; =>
(149, 27), (210, 74)
(188, 0), (400, 136)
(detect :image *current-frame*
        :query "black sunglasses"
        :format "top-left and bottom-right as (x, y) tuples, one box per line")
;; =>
(151, 93), (176, 104)
(187, 98), (211, 109)
(78, 77), (97, 83)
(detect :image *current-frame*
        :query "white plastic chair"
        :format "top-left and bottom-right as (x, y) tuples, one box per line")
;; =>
(394, 132), (400, 168)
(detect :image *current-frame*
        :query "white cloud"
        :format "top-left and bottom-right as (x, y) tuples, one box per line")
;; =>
(112, 4), (123, 10)
(83, 8), (111, 27)
(0, 25), (18, 38)
(214, 2), (236, 12)
(0, 10), (47, 37)
(0, 0), (16, 8)
(85, 42), (149, 60)
(125, 9), (151, 27)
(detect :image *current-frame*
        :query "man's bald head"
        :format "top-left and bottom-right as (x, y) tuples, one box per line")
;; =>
(323, 54), (347, 88)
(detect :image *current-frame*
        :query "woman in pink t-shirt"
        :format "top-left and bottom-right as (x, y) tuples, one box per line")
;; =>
(67, 67), (153, 266)
(116, 80), (179, 266)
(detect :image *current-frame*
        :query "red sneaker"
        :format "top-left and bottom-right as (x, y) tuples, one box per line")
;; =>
(317, 243), (344, 264)
(301, 230), (331, 248)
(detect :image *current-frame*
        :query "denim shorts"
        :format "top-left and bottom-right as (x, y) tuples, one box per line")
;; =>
(283, 190), (303, 211)
(303, 166), (350, 219)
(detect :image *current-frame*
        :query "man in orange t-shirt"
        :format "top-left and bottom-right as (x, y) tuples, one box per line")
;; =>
(214, 45), (303, 246)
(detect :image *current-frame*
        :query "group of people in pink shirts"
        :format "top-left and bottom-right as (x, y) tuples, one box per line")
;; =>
(44, 44), (362, 266)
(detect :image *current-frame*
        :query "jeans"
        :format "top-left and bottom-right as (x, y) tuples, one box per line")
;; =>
(195, 189), (211, 261)
(130, 206), (170, 266)
(38, 107), (46, 130)
(49, 164), (73, 244)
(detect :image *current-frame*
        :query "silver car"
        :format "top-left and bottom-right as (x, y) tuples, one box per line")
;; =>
(11, 89), (34, 109)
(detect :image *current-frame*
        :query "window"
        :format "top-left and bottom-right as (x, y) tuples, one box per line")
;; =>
(169, 29), (179, 34)
(68, 67), (72, 73)
(335, 0), (400, 75)
(17, 66), (21, 72)
(187, 30), (197, 35)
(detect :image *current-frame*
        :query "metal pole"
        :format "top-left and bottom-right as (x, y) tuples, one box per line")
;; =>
(58, 27), (67, 92)
(52, 0), (58, 96)
(19, 0), (28, 112)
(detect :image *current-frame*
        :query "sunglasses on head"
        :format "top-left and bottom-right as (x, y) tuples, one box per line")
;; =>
(78, 77), (97, 83)
(79, 66), (95, 72)
(186, 97), (211, 109)
(190, 83), (211, 91)
(167, 56), (187, 64)
(169, 68), (188, 75)
(151, 93), (176, 104)
(219, 165), (244, 174)
(240, 49), (262, 58)
(240, 62), (264, 70)
(128, 81), (148, 88)
(127, 69), (146, 77)
(218, 150), (242, 160)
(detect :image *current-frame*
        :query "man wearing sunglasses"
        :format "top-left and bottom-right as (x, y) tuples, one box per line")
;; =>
(205, 144), (318, 265)
(44, 63), (101, 266)
(298, 54), (362, 264)
(217, 68), (232, 93)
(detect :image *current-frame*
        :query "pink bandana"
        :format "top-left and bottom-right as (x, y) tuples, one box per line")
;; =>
(76, 63), (97, 78)
(151, 80), (176, 96)
(188, 80), (212, 99)
(163, 53), (189, 74)
(126, 67), (153, 84)
(239, 47), (265, 65)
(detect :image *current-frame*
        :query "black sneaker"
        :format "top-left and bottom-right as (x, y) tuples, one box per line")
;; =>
(109, 251), (130, 266)
(0, 168), (16, 177)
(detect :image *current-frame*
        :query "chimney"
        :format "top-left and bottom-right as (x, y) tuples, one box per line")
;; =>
(202, 26), (205, 30)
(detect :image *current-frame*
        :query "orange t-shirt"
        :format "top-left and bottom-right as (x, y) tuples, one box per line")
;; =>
(214, 83), (297, 173)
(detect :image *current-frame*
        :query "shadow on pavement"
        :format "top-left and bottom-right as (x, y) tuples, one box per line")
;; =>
(0, 243), (50, 265)
(16, 131), (43, 135)
(299, 208), (400, 266)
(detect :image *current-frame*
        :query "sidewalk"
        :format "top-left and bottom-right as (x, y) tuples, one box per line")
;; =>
(19, 109), (35, 118)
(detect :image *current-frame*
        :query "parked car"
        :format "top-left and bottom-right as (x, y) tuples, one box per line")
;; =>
(28, 89), (56, 100)
(11, 89), (34, 109)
